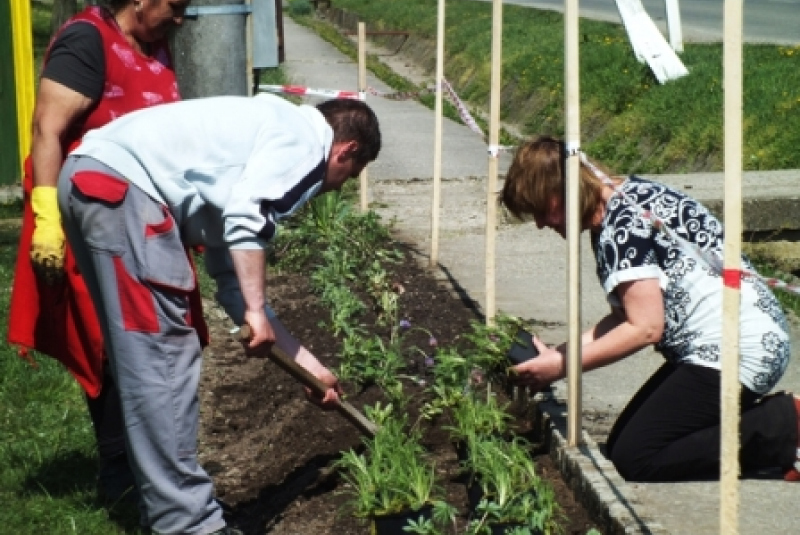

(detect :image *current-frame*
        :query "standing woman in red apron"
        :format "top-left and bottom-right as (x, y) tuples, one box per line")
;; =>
(7, 0), (199, 502)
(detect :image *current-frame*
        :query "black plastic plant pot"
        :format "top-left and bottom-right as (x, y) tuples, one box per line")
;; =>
(454, 440), (469, 463)
(371, 504), (433, 535)
(506, 328), (539, 365)
(488, 521), (544, 535)
(466, 479), (484, 511)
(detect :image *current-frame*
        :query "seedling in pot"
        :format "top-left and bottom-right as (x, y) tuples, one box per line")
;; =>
(333, 415), (455, 534)
(464, 436), (559, 535)
(506, 328), (539, 365)
(506, 328), (553, 397)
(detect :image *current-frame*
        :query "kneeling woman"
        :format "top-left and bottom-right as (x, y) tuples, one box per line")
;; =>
(501, 136), (799, 482)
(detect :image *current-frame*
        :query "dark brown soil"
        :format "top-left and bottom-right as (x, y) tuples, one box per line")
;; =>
(197, 245), (601, 534)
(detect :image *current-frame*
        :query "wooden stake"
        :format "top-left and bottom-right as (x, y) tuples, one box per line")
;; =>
(720, 0), (743, 532)
(358, 22), (369, 212)
(565, 0), (583, 447)
(485, 0), (502, 325)
(245, 0), (254, 95)
(430, 0), (445, 267)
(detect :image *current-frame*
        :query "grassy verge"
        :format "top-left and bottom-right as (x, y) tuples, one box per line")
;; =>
(31, 1), (53, 74)
(0, 220), (144, 534)
(294, 0), (800, 174)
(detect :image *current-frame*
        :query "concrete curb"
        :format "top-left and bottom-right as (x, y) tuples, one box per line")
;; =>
(535, 399), (669, 535)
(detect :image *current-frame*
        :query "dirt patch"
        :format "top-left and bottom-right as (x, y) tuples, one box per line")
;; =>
(197, 245), (602, 534)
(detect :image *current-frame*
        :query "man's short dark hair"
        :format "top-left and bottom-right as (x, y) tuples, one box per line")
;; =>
(317, 99), (381, 165)
(100, 0), (137, 13)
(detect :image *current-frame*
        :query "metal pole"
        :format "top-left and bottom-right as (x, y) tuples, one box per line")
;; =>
(172, 0), (249, 98)
(430, 0), (445, 267)
(485, 0), (503, 325)
(720, 0), (743, 532)
(565, 0), (583, 447)
(10, 0), (35, 177)
(665, 0), (684, 52)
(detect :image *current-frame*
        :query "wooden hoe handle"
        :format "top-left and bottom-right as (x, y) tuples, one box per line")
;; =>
(239, 325), (378, 438)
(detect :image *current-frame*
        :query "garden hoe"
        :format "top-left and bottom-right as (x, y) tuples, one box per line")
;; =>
(239, 325), (378, 438)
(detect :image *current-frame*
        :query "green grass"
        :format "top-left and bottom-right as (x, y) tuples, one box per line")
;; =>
(304, 0), (800, 174)
(0, 223), (143, 534)
(31, 1), (52, 74)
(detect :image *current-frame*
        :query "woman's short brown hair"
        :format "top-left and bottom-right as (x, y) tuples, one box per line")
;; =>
(501, 136), (612, 228)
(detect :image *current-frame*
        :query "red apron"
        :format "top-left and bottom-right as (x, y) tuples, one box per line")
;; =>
(8, 7), (208, 398)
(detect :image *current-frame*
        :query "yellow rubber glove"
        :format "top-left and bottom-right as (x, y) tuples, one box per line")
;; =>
(30, 186), (66, 285)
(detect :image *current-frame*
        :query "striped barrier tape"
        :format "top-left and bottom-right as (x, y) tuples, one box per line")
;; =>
(258, 81), (515, 155)
(259, 84), (365, 100)
(259, 83), (429, 101)
(365, 85), (436, 100)
(440, 79), (484, 138)
(577, 151), (800, 297)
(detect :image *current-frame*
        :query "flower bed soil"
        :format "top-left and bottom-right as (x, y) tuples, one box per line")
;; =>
(198, 246), (601, 534)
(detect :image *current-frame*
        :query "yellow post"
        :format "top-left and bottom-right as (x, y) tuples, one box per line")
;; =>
(11, 0), (35, 177)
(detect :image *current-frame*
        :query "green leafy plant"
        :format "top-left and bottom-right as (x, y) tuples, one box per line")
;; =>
(464, 436), (561, 535)
(446, 391), (512, 446)
(460, 315), (527, 378)
(334, 415), (452, 531)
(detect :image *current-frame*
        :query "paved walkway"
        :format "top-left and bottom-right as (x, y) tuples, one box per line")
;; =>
(280, 14), (800, 535)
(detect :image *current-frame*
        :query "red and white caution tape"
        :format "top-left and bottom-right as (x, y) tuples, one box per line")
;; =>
(440, 79), (484, 139)
(259, 83), (431, 101)
(259, 84), (365, 100)
(365, 85), (436, 100)
(259, 81), (514, 156)
(578, 151), (800, 297)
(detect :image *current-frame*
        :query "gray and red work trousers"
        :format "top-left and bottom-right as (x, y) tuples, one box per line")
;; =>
(58, 155), (225, 535)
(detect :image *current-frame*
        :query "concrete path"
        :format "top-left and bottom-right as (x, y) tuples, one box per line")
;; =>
(280, 14), (800, 535)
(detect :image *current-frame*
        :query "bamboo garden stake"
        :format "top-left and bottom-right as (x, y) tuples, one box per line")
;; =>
(484, 0), (502, 325)
(564, 0), (583, 447)
(430, 0), (445, 267)
(358, 22), (368, 212)
(720, 0), (744, 532)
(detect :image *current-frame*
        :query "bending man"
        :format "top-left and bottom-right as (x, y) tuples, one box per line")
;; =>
(57, 94), (381, 535)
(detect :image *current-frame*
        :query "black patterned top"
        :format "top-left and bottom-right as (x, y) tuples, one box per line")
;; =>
(592, 176), (790, 394)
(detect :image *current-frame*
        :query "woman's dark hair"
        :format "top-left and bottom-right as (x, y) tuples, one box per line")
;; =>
(501, 136), (612, 228)
(316, 99), (381, 165)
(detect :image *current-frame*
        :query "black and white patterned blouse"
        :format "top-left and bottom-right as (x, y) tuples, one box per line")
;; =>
(592, 176), (790, 394)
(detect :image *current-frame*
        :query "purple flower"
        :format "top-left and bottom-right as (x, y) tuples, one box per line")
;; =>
(428, 336), (438, 348)
(399, 319), (411, 329)
(424, 356), (435, 368)
(471, 369), (485, 385)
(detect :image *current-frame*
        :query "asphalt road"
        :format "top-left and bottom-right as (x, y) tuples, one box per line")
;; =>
(479, 0), (800, 45)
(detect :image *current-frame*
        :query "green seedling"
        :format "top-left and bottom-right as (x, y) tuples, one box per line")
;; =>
(465, 437), (561, 535)
(334, 416), (450, 529)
